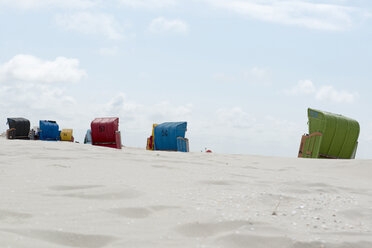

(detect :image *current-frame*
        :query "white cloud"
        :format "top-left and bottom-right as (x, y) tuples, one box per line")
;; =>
(148, 17), (189, 34)
(117, 0), (176, 9)
(55, 12), (124, 40)
(216, 107), (256, 129)
(0, 83), (75, 108)
(284, 80), (358, 103)
(3, 0), (367, 32)
(246, 67), (268, 79)
(315, 85), (357, 103)
(203, 0), (368, 31)
(189, 106), (302, 156)
(285, 79), (316, 95)
(104, 93), (193, 129)
(0, 54), (87, 127)
(0, 54), (86, 83)
(0, 82), (81, 130)
(0, 0), (98, 9)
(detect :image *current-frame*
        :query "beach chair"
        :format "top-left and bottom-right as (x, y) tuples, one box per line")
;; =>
(146, 124), (158, 150)
(6, 118), (30, 140)
(60, 129), (74, 142)
(91, 118), (122, 149)
(153, 122), (189, 152)
(177, 137), (189, 152)
(39, 120), (60, 141)
(298, 108), (359, 159)
(84, 129), (92, 144)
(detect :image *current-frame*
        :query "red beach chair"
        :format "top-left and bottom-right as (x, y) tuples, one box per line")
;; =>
(91, 117), (122, 149)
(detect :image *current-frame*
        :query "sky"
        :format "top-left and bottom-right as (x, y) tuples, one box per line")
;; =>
(0, 0), (371, 158)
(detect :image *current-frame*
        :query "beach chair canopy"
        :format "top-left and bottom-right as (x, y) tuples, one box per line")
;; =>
(304, 108), (359, 159)
(91, 117), (121, 149)
(154, 122), (187, 151)
(7, 117), (30, 138)
(60, 129), (73, 142)
(84, 129), (92, 144)
(39, 120), (60, 141)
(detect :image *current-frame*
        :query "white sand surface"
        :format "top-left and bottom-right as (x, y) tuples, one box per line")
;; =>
(0, 138), (371, 248)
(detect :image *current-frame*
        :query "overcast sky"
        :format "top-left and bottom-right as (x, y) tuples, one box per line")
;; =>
(1, 0), (371, 158)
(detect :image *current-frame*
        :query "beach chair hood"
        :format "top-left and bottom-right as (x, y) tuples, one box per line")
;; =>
(7, 117), (30, 138)
(39, 120), (60, 141)
(154, 122), (187, 151)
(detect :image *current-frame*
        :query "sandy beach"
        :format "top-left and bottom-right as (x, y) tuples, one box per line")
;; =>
(0, 138), (371, 248)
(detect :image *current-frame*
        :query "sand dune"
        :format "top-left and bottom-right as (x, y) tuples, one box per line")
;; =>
(0, 138), (371, 247)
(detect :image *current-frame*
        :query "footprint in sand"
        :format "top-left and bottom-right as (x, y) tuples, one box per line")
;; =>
(63, 189), (142, 200)
(284, 181), (342, 194)
(243, 165), (260, 170)
(0, 228), (116, 248)
(199, 180), (232, 186)
(45, 185), (143, 200)
(110, 207), (152, 219)
(110, 205), (179, 219)
(32, 156), (74, 160)
(215, 234), (293, 248)
(47, 164), (71, 169)
(152, 165), (177, 170)
(216, 233), (372, 248)
(44, 147), (60, 151)
(49, 185), (103, 191)
(0, 210), (32, 222)
(175, 220), (253, 238)
(293, 240), (372, 248)
(149, 205), (180, 211)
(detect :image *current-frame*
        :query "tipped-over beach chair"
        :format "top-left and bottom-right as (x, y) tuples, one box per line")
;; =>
(298, 108), (359, 159)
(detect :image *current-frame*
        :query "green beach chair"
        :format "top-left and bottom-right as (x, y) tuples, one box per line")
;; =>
(298, 108), (359, 159)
